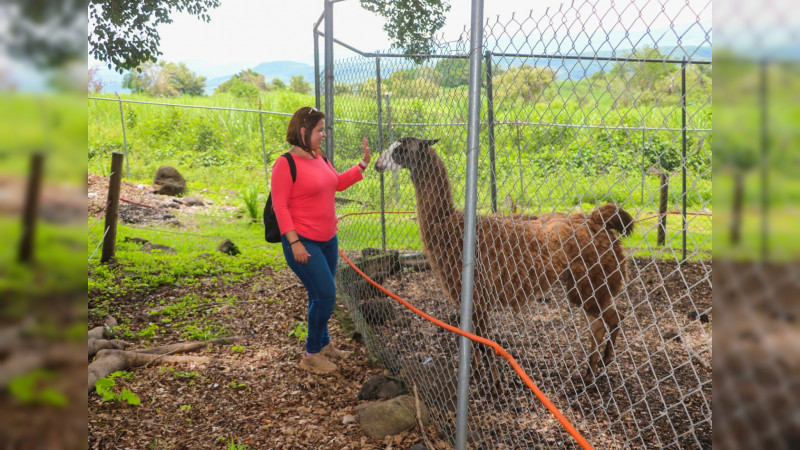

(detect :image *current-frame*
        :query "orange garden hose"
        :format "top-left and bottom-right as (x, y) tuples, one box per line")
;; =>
(335, 207), (710, 447)
(337, 250), (594, 450)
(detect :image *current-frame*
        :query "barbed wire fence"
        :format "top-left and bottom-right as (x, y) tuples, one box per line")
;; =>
(326, 0), (711, 448)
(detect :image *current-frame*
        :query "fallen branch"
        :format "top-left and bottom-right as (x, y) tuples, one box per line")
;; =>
(413, 384), (433, 450)
(133, 336), (242, 355)
(279, 283), (302, 292)
(88, 349), (206, 392)
(88, 339), (130, 358)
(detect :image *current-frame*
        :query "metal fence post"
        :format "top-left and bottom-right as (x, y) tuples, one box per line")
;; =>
(17, 152), (43, 264)
(760, 58), (768, 261)
(485, 50), (497, 213)
(323, 0), (335, 165)
(314, 14), (323, 110)
(115, 92), (130, 177)
(681, 58), (687, 262)
(385, 93), (398, 204)
(259, 99), (269, 187)
(456, 0), (484, 448)
(101, 153), (124, 264)
(376, 56), (386, 251)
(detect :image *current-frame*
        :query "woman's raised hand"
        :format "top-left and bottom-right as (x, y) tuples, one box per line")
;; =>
(361, 137), (371, 164)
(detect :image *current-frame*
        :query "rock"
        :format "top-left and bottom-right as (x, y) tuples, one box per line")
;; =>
(358, 375), (407, 401)
(687, 310), (710, 323)
(409, 442), (428, 450)
(184, 196), (205, 206)
(356, 395), (430, 440)
(152, 166), (187, 196)
(124, 237), (149, 245)
(217, 239), (240, 256)
(336, 252), (401, 301)
(140, 242), (177, 254)
(342, 414), (357, 425)
(358, 297), (397, 326)
(662, 330), (681, 342)
(162, 201), (180, 209)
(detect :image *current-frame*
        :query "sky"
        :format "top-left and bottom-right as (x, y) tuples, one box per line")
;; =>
(87, 0), (711, 79)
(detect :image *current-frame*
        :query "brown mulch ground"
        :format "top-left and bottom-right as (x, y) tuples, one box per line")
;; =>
(341, 253), (713, 449)
(86, 172), (714, 448)
(88, 265), (438, 449)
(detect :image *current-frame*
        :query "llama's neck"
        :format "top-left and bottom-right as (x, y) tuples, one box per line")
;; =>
(408, 151), (458, 233)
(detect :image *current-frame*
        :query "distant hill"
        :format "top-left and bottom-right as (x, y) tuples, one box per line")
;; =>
(205, 60), (315, 93)
(93, 42), (711, 95)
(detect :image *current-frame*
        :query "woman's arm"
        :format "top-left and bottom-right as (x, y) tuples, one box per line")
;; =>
(334, 137), (371, 191)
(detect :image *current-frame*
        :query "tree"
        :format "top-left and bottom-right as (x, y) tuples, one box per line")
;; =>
(610, 47), (672, 92)
(360, 0), (450, 62)
(88, 67), (107, 93)
(227, 78), (259, 101)
(122, 61), (205, 97)
(162, 62), (206, 96)
(272, 78), (286, 90)
(215, 69), (268, 94)
(435, 58), (469, 88)
(89, 0), (221, 73)
(290, 75), (311, 95)
(494, 65), (556, 103)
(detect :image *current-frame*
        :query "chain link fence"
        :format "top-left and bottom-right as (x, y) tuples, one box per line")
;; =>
(329, 1), (712, 448)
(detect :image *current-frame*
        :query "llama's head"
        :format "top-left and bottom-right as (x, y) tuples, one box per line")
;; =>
(375, 137), (440, 173)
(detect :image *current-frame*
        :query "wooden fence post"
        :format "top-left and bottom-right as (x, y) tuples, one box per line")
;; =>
(101, 153), (124, 263)
(17, 152), (43, 264)
(657, 172), (669, 247)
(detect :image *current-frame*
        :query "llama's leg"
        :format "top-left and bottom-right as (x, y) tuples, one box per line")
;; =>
(601, 306), (621, 365)
(583, 308), (607, 383)
(471, 310), (502, 393)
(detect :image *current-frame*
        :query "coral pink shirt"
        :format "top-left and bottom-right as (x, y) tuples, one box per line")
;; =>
(270, 154), (363, 242)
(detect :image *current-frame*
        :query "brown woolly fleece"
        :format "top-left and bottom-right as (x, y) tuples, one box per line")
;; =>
(375, 137), (634, 383)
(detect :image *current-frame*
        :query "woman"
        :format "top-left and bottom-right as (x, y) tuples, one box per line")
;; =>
(270, 106), (370, 374)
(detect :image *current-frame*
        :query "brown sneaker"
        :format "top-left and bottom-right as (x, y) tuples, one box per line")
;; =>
(321, 344), (351, 360)
(299, 353), (337, 375)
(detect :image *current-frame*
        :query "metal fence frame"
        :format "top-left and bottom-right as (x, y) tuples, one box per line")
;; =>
(316, 1), (712, 448)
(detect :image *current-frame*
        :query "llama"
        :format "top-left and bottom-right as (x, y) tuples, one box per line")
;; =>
(374, 137), (634, 383)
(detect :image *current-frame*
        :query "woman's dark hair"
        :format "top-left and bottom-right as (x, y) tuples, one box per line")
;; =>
(285, 106), (325, 152)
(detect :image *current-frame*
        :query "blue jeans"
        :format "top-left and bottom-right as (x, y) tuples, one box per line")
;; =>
(282, 234), (339, 354)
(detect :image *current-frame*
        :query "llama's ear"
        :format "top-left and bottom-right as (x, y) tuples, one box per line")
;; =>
(420, 139), (439, 148)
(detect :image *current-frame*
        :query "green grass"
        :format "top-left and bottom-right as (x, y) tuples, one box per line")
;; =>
(87, 213), (285, 304)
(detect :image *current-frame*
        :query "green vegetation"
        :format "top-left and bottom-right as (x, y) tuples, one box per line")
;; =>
(94, 371), (141, 405)
(89, 48), (714, 263)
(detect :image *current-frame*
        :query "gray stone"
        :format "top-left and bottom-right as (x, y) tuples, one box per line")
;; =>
(358, 297), (396, 326)
(183, 196), (205, 206)
(140, 242), (177, 254)
(152, 166), (187, 196)
(217, 239), (240, 256)
(358, 375), (407, 401)
(356, 395), (430, 440)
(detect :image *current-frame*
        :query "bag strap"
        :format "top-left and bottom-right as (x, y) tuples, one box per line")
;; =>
(281, 152), (297, 182)
(282, 152), (328, 183)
